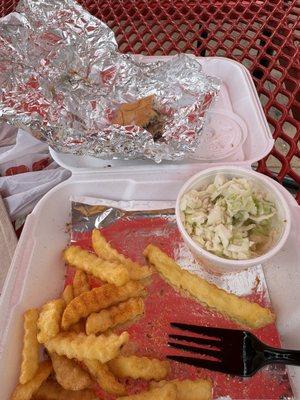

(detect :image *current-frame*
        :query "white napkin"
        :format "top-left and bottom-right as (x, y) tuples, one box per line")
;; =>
(0, 195), (17, 293)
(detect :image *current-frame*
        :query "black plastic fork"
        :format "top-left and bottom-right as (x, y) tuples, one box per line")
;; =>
(167, 322), (300, 377)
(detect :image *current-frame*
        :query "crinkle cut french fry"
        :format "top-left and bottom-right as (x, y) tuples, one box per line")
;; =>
(144, 244), (275, 329)
(108, 355), (170, 381)
(84, 358), (126, 395)
(62, 284), (74, 305)
(50, 352), (92, 391)
(150, 379), (213, 400)
(63, 246), (129, 286)
(11, 361), (52, 400)
(45, 331), (129, 363)
(62, 281), (145, 329)
(73, 270), (90, 297)
(86, 297), (144, 335)
(92, 229), (152, 280)
(32, 380), (98, 400)
(71, 320), (86, 334)
(19, 309), (40, 384)
(37, 299), (65, 343)
(117, 383), (177, 400)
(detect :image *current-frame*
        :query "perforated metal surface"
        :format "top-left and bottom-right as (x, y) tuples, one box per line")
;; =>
(1, 0), (299, 201)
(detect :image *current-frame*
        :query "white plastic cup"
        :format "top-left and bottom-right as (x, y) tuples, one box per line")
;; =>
(175, 166), (291, 274)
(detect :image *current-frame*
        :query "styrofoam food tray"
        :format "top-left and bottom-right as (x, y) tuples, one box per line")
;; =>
(0, 56), (297, 399)
(0, 168), (300, 399)
(50, 56), (274, 172)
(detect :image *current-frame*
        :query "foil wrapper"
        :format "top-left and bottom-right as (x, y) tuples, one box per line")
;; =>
(0, 0), (220, 163)
(69, 197), (293, 399)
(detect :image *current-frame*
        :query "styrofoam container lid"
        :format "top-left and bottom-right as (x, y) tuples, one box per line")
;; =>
(50, 56), (273, 173)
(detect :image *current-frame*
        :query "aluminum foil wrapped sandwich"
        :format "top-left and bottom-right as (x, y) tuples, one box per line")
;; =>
(0, 0), (220, 163)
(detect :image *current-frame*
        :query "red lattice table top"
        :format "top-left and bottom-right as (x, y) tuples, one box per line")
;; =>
(1, 0), (299, 202)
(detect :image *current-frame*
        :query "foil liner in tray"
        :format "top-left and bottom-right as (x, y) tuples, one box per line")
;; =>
(69, 198), (293, 400)
(0, 0), (221, 163)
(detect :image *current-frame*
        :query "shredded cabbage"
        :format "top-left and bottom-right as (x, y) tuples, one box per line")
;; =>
(180, 174), (277, 260)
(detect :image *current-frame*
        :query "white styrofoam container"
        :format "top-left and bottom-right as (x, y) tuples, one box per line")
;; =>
(1, 57), (299, 399)
(50, 56), (274, 172)
(0, 171), (299, 399)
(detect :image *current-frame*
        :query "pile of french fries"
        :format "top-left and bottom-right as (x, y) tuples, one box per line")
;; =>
(11, 228), (275, 400)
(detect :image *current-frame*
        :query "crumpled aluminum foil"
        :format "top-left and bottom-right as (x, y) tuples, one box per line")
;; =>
(0, 0), (221, 163)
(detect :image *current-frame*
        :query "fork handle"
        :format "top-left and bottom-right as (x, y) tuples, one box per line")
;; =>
(264, 347), (300, 366)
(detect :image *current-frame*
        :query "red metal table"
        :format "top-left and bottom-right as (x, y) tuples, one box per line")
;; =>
(1, 0), (299, 201)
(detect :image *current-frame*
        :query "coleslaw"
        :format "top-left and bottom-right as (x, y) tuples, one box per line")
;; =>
(180, 174), (278, 260)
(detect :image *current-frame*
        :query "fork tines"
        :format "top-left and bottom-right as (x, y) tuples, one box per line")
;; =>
(167, 322), (233, 373)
